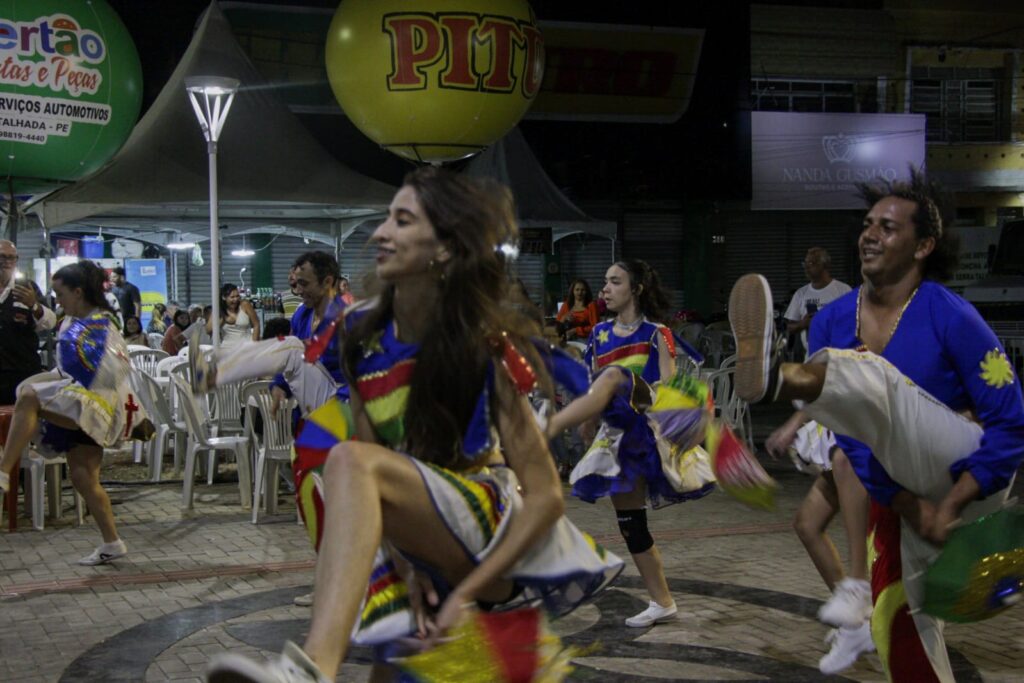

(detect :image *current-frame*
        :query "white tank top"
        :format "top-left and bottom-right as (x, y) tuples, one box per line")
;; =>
(220, 307), (252, 347)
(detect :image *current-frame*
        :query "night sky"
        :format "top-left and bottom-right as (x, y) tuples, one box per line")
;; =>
(104, 0), (758, 202)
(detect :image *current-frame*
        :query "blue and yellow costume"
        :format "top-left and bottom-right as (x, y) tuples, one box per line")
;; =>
(571, 319), (715, 508)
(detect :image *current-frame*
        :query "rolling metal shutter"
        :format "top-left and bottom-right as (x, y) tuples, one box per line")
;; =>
(623, 212), (688, 311)
(714, 208), (862, 312)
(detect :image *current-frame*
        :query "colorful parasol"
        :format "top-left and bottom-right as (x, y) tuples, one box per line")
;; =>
(706, 420), (777, 510)
(394, 607), (576, 683)
(922, 507), (1024, 623)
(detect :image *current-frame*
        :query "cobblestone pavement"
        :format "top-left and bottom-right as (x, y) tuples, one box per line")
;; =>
(2, 415), (1023, 682)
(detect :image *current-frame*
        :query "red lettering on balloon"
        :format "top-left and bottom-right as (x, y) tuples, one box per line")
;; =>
(520, 24), (544, 98)
(439, 15), (477, 89)
(383, 15), (443, 90)
(477, 18), (522, 92)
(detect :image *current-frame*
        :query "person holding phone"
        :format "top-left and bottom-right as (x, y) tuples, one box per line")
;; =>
(0, 240), (56, 404)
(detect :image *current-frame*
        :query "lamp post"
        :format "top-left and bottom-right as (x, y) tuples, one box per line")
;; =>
(186, 75), (239, 348)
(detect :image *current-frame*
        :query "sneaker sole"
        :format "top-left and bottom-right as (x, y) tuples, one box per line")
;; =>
(729, 274), (774, 402)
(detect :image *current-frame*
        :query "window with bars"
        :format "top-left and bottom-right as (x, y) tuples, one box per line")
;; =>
(910, 67), (1006, 142)
(751, 79), (858, 113)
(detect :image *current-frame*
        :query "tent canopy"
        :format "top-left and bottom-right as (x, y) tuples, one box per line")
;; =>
(464, 127), (616, 243)
(31, 1), (394, 245)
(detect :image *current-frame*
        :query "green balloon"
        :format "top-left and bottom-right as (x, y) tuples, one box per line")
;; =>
(0, 0), (142, 194)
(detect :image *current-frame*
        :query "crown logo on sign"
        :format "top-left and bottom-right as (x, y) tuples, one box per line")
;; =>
(822, 133), (858, 164)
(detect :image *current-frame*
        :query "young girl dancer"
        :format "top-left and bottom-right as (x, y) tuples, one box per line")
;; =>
(0, 261), (151, 564)
(204, 167), (623, 682)
(545, 259), (714, 628)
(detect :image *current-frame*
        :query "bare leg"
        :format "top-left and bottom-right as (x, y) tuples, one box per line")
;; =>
(832, 448), (869, 581)
(612, 484), (673, 608)
(545, 368), (628, 440)
(0, 387), (42, 476)
(67, 444), (118, 543)
(793, 472), (843, 591)
(777, 362), (826, 403)
(303, 442), (507, 679)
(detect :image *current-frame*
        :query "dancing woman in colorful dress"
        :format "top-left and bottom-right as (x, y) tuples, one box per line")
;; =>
(0, 261), (152, 565)
(545, 259), (714, 628)
(206, 167), (622, 683)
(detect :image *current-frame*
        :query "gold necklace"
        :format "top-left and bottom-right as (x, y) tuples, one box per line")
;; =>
(855, 285), (919, 351)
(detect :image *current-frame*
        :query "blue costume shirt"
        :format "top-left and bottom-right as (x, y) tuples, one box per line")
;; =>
(808, 281), (1024, 505)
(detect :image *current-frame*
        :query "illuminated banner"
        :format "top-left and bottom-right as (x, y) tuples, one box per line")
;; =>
(126, 258), (167, 330)
(0, 0), (142, 194)
(222, 5), (703, 123)
(752, 112), (926, 210)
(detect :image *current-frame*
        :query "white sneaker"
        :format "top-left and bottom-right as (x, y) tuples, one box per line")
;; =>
(818, 577), (872, 628)
(292, 591), (313, 607)
(78, 539), (128, 566)
(625, 600), (678, 627)
(819, 622), (875, 675)
(207, 641), (329, 683)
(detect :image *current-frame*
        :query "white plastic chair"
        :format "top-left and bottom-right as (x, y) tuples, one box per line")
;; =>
(172, 375), (252, 510)
(23, 450), (85, 531)
(211, 382), (245, 437)
(133, 372), (188, 481)
(129, 348), (168, 376)
(251, 390), (296, 523)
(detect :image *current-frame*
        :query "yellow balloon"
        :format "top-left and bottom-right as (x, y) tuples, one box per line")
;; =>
(326, 0), (544, 163)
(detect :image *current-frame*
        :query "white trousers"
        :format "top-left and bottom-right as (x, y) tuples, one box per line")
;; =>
(804, 348), (1010, 683)
(214, 337), (339, 416)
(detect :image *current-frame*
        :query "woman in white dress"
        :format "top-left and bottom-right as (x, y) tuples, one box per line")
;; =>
(218, 283), (259, 347)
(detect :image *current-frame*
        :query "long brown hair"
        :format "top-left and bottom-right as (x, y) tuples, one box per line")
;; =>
(343, 166), (549, 468)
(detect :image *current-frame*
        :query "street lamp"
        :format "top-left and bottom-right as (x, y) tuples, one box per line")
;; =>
(186, 75), (239, 348)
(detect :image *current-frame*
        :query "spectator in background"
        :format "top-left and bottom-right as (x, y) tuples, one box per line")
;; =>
(110, 267), (141, 323)
(784, 247), (851, 357)
(122, 316), (149, 347)
(280, 267), (303, 318)
(556, 278), (599, 343)
(147, 303), (167, 334)
(162, 309), (192, 355)
(338, 275), (355, 307)
(219, 283), (260, 346)
(188, 304), (202, 325)
(0, 240), (57, 404)
(164, 301), (181, 328)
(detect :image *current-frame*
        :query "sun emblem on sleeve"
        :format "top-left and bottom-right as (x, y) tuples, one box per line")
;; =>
(597, 329), (610, 345)
(979, 349), (1015, 389)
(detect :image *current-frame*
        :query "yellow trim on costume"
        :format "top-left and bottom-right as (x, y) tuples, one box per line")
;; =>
(297, 472), (321, 548)
(360, 578), (410, 624)
(62, 384), (115, 417)
(364, 386), (411, 426)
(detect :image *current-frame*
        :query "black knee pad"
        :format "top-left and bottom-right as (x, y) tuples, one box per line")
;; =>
(616, 508), (654, 554)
